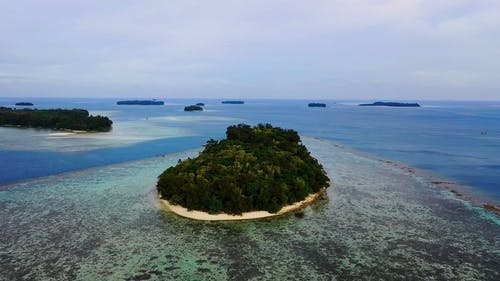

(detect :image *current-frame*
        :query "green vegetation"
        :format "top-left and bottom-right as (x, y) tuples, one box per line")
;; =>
(184, 105), (203, 111)
(157, 123), (329, 215)
(0, 107), (112, 132)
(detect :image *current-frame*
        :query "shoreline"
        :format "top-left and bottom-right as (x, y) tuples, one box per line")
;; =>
(48, 129), (92, 137)
(159, 188), (326, 221)
(1, 124), (101, 135)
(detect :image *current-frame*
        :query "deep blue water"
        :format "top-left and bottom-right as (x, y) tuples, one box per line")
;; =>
(1, 97), (499, 203)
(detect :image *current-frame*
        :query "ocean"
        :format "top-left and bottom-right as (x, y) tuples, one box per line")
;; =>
(0, 98), (499, 280)
(1, 98), (499, 203)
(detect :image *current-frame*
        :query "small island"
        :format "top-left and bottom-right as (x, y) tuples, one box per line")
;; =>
(221, 100), (244, 104)
(184, 105), (203, 112)
(0, 107), (112, 132)
(359, 101), (420, 107)
(157, 123), (329, 220)
(15, 102), (34, 106)
(308, 103), (326, 107)
(116, 100), (164, 105)
(196, 103), (205, 106)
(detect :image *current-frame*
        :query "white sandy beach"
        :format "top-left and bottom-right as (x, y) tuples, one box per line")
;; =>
(48, 130), (89, 137)
(48, 132), (77, 137)
(160, 188), (325, 221)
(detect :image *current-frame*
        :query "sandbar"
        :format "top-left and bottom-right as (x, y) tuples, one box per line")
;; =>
(160, 188), (325, 221)
(48, 130), (93, 137)
(48, 132), (76, 137)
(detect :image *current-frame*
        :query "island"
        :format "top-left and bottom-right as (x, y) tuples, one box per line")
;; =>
(0, 107), (112, 132)
(196, 103), (205, 106)
(359, 101), (420, 107)
(116, 100), (164, 105)
(308, 103), (326, 107)
(157, 123), (330, 220)
(221, 100), (244, 104)
(184, 105), (203, 112)
(15, 102), (34, 106)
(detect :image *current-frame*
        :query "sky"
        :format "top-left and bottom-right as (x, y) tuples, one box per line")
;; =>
(1, 0), (500, 100)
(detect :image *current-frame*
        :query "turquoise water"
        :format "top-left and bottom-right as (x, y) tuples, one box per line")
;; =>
(1, 98), (499, 204)
(1, 138), (498, 280)
(1, 98), (500, 280)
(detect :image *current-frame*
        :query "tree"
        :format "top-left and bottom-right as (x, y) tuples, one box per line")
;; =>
(157, 123), (329, 215)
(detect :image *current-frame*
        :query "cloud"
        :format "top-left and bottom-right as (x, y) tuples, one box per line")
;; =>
(0, 73), (32, 82)
(71, 1), (469, 46)
(1, 0), (500, 99)
(410, 70), (485, 87)
(434, 4), (500, 37)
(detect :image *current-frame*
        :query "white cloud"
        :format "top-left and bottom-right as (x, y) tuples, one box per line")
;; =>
(410, 70), (485, 87)
(1, 0), (500, 99)
(435, 5), (500, 36)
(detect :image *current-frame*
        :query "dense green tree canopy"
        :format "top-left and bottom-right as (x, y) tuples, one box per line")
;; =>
(184, 105), (203, 111)
(157, 124), (329, 215)
(0, 107), (112, 132)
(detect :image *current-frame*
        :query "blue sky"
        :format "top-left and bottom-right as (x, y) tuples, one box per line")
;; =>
(1, 0), (499, 100)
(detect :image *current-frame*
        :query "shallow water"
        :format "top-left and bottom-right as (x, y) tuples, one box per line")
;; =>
(1, 138), (498, 280)
(0, 121), (194, 152)
(1, 98), (499, 204)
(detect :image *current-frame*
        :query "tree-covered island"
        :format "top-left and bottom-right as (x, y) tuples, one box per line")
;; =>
(184, 105), (203, 111)
(359, 101), (420, 107)
(0, 107), (112, 132)
(157, 124), (329, 216)
(15, 102), (34, 106)
(116, 100), (164, 105)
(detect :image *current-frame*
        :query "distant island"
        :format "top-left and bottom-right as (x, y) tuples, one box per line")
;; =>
(0, 107), (112, 132)
(308, 103), (326, 107)
(221, 100), (244, 104)
(157, 123), (329, 220)
(116, 100), (164, 105)
(196, 103), (205, 106)
(184, 105), (203, 112)
(15, 102), (34, 106)
(359, 101), (420, 107)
